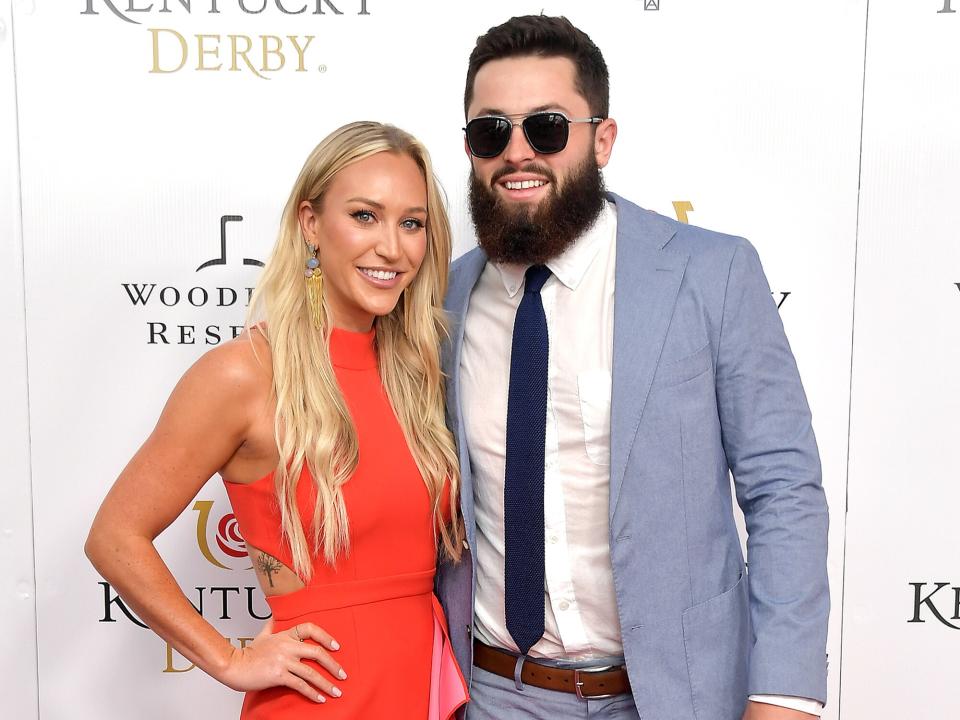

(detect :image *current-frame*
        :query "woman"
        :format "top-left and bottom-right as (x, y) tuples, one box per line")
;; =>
(86, 121), (468, 718)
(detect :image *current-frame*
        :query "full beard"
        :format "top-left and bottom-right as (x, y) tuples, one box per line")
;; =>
(468, 155), (607, 265)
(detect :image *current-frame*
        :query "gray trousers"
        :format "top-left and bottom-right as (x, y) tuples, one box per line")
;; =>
(465, 667), (641, 719)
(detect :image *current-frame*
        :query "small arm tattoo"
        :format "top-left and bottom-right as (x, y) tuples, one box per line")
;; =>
(256, 552), (283, 588)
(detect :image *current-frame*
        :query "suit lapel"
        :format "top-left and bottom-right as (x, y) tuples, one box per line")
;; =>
(443, 248), (488, 548)
(607, 193), (688, 517)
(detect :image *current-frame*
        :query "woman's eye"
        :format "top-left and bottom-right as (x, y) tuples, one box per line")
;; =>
(351, 210), (375, 223)
(402, 218), (425, 230)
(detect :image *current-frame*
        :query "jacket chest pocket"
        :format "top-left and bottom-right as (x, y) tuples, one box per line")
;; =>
(650, 343), (713, 392)
(577, 369), (612, 466)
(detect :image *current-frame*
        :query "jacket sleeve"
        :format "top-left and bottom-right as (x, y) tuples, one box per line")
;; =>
(714, 240), (830, 704)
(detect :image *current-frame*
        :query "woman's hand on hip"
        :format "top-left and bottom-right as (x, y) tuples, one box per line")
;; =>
(220, 620), (348, 703)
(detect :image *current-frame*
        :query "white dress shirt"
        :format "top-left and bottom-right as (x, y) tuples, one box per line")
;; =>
(460, 201), (822, 716)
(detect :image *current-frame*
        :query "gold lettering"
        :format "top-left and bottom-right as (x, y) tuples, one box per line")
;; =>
(672, 200), (694, 224)
(229, 34), (267, 80)
(148, 27), (188, 74)
(164, 643), (196, 673)
(261, 35), (286, 72)
(287, 35), (314, 71)
(163, 637), (255, 673)
(196, 34), (223, 71)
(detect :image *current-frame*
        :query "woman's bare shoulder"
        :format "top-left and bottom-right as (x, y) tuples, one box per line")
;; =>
(186, 326), (273, 395)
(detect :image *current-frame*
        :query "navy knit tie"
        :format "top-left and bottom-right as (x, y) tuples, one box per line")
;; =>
(504, 264), (552, 655)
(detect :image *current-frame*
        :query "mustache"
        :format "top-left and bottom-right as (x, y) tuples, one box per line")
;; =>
(489, 163), (557, 187)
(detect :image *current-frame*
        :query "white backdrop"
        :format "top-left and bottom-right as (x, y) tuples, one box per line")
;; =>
(841, 1), (960, 717)
(1, 0), (955, 717)
(1, 1), (39, 718)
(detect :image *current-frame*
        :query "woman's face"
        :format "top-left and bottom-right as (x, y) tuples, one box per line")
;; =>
(299, 151), (429, 332)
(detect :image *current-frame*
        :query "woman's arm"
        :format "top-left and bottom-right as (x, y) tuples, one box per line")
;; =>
(84, 338), (346, 703)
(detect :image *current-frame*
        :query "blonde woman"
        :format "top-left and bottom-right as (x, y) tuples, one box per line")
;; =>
(86, 122), (468, 719)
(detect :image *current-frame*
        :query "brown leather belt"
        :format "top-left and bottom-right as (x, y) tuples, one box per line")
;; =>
(473, 640), (631, 699)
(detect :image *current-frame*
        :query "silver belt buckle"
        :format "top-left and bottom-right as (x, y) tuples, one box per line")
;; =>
(573, 665), (616, 700)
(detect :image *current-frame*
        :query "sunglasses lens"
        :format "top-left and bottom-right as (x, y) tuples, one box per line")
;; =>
(523, 113), (569, 154)
(466, 117), (512, 158)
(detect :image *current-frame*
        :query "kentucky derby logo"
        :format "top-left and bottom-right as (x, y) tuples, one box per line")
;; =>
(908, 582), (960, 630)
(80, 1), (372, 78)
(193, 499), (250, 569)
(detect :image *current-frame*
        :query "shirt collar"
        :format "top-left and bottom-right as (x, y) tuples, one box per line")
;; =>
(493, 200), (617, 298)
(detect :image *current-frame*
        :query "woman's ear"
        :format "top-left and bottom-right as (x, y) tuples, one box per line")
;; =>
(298, 200), (320, 247)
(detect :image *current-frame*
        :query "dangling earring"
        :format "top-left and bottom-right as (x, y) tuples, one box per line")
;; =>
(304, 243), (323, 331)
(403, 286), (413, 337)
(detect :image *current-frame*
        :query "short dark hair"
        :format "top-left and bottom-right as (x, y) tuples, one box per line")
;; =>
(464, 15), (610, 118)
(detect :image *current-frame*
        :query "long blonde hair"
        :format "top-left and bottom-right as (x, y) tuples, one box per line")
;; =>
(247, 121), (463, 578)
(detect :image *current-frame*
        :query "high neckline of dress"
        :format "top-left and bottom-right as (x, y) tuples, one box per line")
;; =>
(329, 326), (378, 370)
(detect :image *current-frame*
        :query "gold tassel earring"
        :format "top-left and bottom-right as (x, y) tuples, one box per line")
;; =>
(403, 286), (413, 337)
(304, 243), (323, 331)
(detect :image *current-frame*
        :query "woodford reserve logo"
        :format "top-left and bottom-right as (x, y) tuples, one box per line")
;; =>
(80, 0), (372, 79)
(121, 214), (262, 345)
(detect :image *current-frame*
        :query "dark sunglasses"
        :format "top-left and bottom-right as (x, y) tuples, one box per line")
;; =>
(463, 111), (604, 158)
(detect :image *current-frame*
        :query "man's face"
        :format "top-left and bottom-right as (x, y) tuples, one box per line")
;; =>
(465, 55), (617, 264)
(466, 55), (615, 214)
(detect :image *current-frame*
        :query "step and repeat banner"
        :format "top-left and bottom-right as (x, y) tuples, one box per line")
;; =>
(0, 2), (38, 719)
(841, 2), (960, 718)
(1, 0), (955, 717)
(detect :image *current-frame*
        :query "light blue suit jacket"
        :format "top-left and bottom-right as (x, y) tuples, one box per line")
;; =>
(436, 192), (829, 720)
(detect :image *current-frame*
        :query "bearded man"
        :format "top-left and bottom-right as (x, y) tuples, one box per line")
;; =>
(435, 14), (830, 720)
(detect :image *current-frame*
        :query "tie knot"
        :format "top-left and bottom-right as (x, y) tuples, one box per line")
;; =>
(523, 265), (552, 294)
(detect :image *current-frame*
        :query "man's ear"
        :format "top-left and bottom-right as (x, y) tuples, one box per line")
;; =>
(594, 118), (618, 169)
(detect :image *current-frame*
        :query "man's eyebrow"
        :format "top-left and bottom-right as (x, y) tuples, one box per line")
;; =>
(473, 107), (507, 117)
(529, 103), (572, 114)
(471, 104), (573, 118)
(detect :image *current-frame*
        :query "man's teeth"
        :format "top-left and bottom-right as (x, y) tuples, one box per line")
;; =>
(504, 180), (547, 190)
(360, 268), (398, 281)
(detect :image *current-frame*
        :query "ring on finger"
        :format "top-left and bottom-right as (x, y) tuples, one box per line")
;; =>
(294, 624), (303, 642)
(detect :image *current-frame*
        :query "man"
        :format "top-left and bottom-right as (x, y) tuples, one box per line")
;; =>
(436, 15), (829, 720)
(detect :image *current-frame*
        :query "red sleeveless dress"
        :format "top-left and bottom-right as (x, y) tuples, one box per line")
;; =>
(224, 327), (464, 718)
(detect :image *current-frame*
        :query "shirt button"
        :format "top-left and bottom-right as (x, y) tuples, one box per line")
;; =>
(462, 539), (470, 550)
(559, 600), (570, 611)
(550, 535), (559, 544)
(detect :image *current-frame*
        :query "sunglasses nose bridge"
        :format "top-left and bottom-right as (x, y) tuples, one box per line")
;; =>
(502, 119), (538, 163)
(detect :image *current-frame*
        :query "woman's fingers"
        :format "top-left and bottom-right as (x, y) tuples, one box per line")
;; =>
(287, 658), (344, 700)
(295, 641), (348, 681)
(296, 622), (341, 652)
(284, 674), (328, 704)
(284, 623), (346, 679)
